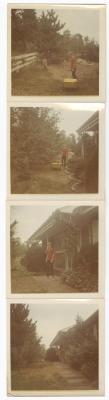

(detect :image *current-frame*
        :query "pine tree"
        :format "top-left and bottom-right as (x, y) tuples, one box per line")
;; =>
(37, 9), (65, 61)
(11, 304), (43, 368)
(11, 107), (67, 192)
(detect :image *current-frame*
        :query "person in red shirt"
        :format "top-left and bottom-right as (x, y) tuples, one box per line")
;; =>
(45, 241), (55, 277)
(69, 54), (77, 78)
(61, 147), (68, 169)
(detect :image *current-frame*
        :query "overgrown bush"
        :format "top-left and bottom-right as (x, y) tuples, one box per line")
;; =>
(61, 339), (98, 383)
(23, 243), (45, 274)
(62, 243), (98, 292)
(67, 157), (85, 179)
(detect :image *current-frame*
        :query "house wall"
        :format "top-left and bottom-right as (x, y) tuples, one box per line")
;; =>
(51, 320), (98, 364)
(93, 323), (98, 341)
(80, 217), (98, 251)
(54, 251), (66, 271)
(85, 320), (98, 342)
(41, 213), (98, 272)
(91, 218), (98, 244)
(80, 225), (90, 249)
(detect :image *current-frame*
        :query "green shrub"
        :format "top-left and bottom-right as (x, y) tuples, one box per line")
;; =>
(68, 157), (85, 179)
(23, 243), (45, 274)
(64, 340), (98, 382)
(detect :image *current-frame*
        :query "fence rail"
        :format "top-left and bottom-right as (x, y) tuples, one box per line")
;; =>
(11, 52), (38, 72)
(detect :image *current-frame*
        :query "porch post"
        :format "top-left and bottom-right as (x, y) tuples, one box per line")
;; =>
(65, 253), (69, 271)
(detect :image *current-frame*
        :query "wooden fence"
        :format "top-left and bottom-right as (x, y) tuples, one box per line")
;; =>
(11, 52), (38, 73)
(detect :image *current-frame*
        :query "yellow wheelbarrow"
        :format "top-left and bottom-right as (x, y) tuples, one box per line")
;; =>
(51, 161), (61, 170)
(64, 78), (78, 90)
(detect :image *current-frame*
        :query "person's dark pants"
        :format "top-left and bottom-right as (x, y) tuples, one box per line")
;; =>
(46, 261), (54, 277)
(71, 68), (76, 78)
(62, 155), (66, 168)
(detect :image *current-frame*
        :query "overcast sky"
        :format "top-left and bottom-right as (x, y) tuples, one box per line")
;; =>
(11, 203), (72, 242)
(36, 7), (99, 42)
(28, 302), (98, 347)
(54, 107), (94, 135)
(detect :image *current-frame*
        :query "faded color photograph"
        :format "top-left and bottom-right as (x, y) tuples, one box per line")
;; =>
(9, 302), (99, 393)
(10, 5), (105, 97)
(10, 204), (99, 294)
(10, 106), (99, 195)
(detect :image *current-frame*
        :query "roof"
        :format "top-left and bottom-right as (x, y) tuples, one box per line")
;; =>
(84, 310), (98, 328)
(50, 310), (98, 347)
(27, 206), (98, 244)
(77, 111), (99, 135)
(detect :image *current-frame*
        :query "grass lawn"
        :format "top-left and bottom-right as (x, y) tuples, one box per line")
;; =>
(11, 167), (73, 194)
(11, 269), (74, 294)
(12, 62), (99, 96)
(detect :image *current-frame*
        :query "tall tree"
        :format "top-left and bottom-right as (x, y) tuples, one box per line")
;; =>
(11, 107), (67, 191)
(11, 9), (38, 53)
(11, 304), (43, 368)
(37, 9), (65, 61)
(11, 8), (65, 58)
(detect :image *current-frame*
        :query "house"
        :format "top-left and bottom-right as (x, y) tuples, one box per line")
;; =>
(49, 310), (98, 384)
(50, 310), (98, 351)
(77, 111), (99, 161)
(76, 111), (99, 193)
(27, 206), (98, 273)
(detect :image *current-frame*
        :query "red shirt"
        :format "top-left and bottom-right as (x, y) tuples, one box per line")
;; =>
(70, 56), (76, 69)
(62, 149), (68, 157)
(46, 247), (55, 263)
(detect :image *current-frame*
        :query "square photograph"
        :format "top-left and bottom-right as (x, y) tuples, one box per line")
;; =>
(9, 104), (104, 196)
(8, 4), (105, 99)
(8, 300), (104, 395)
(8, 201), (104, 296)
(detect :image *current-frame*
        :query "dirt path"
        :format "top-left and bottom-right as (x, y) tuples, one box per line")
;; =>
(11, 361), (96, 391)
(12, 61), (99, 96)
(11, 270), (74, 293)
(29, 167), (72, 194)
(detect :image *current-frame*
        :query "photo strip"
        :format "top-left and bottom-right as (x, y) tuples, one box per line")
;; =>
(8, 4), (106, 102)
(7, 299), (104, 396)
(7, 200), (104, 298)
(6, 3), (106, 399)
(8, 103), (105, 199)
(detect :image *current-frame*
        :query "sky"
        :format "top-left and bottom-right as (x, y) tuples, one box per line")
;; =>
(11, 203), (71, 242)
(28, 302), (98, 348)
(55, 108), (94, 136)
(36, 7), (99, 42)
